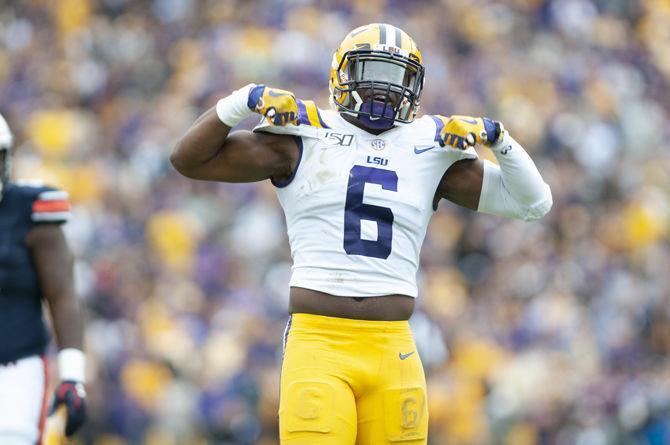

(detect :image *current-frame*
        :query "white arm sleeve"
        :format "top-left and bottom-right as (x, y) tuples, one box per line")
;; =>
(477, 132), (553, 221)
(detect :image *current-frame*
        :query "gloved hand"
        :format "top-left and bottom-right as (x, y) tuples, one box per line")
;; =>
(51, 381), (86, 436)
(438, 115), (503, 149)
(247, 84), (300, 126)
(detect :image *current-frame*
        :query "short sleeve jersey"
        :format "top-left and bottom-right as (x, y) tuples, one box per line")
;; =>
(0, 182), (71, 363)
(255, 103), (477, 297)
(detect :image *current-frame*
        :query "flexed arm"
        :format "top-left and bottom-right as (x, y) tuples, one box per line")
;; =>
(435, 116), (552, 221)
(170, 84), (300, 183)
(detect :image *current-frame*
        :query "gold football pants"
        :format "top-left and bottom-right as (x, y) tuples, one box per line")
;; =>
(279, 313), (428, 444)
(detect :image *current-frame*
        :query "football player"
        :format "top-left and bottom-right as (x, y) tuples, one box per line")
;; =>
(0, 113), (86, 444)
(171, 24), (552, 444)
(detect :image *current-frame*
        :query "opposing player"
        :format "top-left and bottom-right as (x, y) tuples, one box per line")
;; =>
(0, 114), (86, 444)
(171, 24), (552, 444)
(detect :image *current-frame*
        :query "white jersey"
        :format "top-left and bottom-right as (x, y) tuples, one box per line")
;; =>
(255, 102), (477, 297)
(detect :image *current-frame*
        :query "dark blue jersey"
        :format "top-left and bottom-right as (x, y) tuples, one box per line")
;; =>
(0, 182), (71, 363)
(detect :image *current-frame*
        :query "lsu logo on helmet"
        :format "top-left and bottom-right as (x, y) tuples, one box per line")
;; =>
(329, 24), (425, 128)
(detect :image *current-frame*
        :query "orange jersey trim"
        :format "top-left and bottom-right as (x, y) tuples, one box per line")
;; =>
(32, 199), (71, 213)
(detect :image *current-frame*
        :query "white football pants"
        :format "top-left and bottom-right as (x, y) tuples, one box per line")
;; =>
(0, 355), (48, 445)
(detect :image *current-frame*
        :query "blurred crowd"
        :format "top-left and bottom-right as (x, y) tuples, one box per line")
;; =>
(1, 0), (669, 443)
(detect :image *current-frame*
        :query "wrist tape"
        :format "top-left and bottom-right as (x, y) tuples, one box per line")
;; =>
(215, 83), (256, 127)
(59, 348), (86, 383)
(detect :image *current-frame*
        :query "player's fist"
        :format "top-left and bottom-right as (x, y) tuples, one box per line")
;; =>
(439, 115), (503, 149)
(247, 85), (299, 126)
(51, 381), (86, 436)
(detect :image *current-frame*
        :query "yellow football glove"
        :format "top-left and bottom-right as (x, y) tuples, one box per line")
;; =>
(247, 84), (300, 126)
(438, 115), (503, 149)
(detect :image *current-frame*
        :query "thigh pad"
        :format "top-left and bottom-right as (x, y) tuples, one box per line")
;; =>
(383, 387), (428, 442)
(284, 381), (335, 434)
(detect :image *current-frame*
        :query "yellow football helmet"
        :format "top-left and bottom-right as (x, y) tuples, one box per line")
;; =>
(329, 23), (425, 129)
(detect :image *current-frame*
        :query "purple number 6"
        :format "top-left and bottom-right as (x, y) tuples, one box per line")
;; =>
(343, 166), (398, 259)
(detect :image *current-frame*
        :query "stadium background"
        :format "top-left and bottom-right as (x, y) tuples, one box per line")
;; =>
(1, 0), (669, 443)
